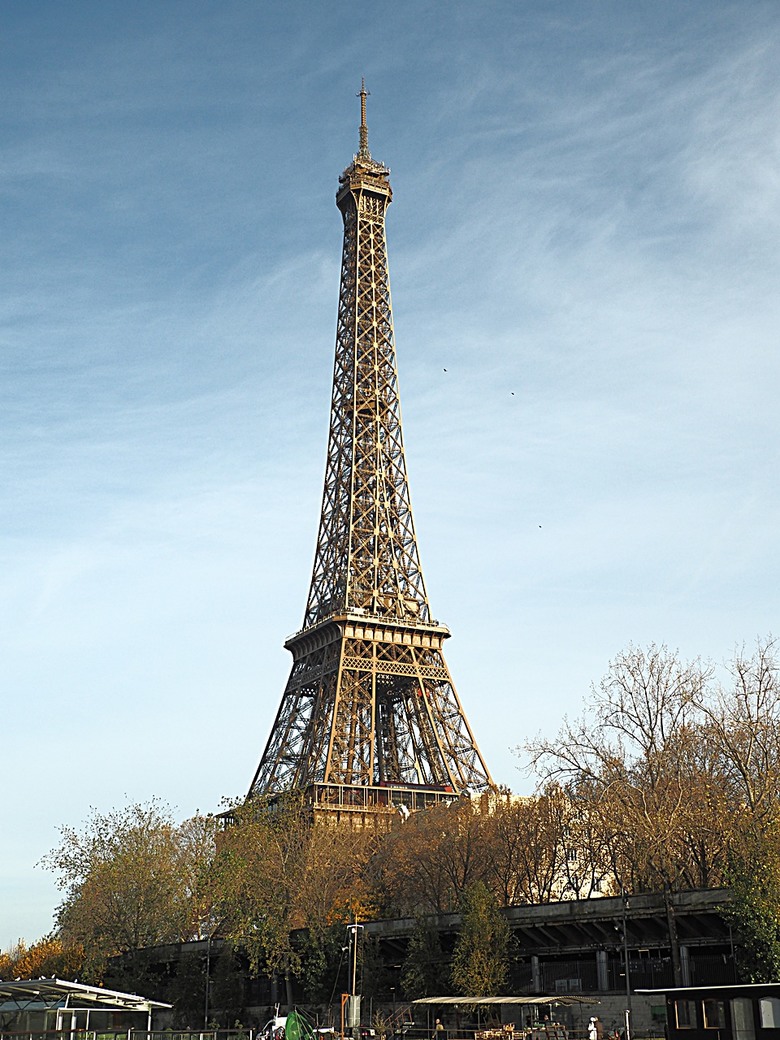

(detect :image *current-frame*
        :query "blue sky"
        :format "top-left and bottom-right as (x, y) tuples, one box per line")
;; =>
(2, 0), (779, 947)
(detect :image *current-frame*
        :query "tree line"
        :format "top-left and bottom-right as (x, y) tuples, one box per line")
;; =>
(4, 637), (780, 991)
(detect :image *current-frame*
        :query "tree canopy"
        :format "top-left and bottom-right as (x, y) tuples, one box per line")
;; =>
(39, 799), (218, 981)
(450, 882), (510, 996)
(26, 636), (780, 994)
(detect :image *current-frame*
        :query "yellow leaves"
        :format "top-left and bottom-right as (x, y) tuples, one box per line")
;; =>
(327, 887), (379, 927)
(0, 936), (85, 982)
(212, 800), (376, 979)
(42, 801), (221, 966)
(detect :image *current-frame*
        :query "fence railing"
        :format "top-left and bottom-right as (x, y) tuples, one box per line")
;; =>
(0, 1031), (255, 1040)
(0, 1029), (666, 1040)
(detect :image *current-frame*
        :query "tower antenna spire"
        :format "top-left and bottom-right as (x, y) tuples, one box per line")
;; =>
(358, 77), (370, 159)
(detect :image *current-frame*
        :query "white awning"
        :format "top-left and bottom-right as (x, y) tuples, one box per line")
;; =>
(0, 978), (171, 1012)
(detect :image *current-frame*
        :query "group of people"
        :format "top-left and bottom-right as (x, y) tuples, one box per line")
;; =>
(587, 1019), (603, 1040)
(589, 1017), (624, 1040)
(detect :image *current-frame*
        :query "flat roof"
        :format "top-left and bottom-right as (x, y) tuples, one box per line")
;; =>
(636, 985), (780, 996)
(412, 997), (600, 1006)
(0, 978), (171, 1011)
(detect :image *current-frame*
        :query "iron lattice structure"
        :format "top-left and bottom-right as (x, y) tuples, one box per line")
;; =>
(248, 86), (493, 818)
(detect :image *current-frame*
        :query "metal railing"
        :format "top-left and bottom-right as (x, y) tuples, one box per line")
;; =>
(0, 1031), (254, 1040)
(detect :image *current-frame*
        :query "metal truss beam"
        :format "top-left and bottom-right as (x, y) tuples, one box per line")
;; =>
(248, 85), (493, 809)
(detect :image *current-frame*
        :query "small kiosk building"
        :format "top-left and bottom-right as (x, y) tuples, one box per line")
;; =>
(638, 983), (780, 1040)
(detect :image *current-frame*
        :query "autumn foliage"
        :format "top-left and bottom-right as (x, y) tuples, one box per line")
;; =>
(11, 637), (779, 991)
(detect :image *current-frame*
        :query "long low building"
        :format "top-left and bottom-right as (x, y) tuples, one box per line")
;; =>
(366, 888), (735, 995)
(105, 888), (737, 1034)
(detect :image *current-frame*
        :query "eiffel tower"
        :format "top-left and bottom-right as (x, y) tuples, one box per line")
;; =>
(247, 84), (493, 824)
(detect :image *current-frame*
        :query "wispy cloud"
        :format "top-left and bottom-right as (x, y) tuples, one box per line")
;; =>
(3, 0), (780, 946)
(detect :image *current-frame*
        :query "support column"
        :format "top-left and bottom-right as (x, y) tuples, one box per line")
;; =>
(531, 956), (542, 992)
(680, 945), (691, 987)
(597, 950), (609, 992)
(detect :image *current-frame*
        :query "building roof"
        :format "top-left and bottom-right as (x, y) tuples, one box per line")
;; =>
(637, 984), (780, 996)
(367, 889), (732, 958)
(412, 997), (600, 1006)
(0, 978), (171, 1011)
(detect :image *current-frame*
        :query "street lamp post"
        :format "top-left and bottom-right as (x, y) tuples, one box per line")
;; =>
(622, 890), (632, 1040)
(204, 932), (212, 1029)
(348, 923), (363, 1040)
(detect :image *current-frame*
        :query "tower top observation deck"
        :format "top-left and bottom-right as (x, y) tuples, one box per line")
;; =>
(338, 78), (391, 199)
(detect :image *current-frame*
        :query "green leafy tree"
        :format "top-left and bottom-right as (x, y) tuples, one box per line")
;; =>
(724, 817), (780, 982)
(450, 882), (509, 996)
(400, 916), (449, 999)
(295, 923), (346, 1003)
(361, 932), (393, 1000)
(41, 800), (218, 981)
(167, 945), (209, 1028)
(214, 796), (373, 1002)
(210, 943), (248, 1027)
